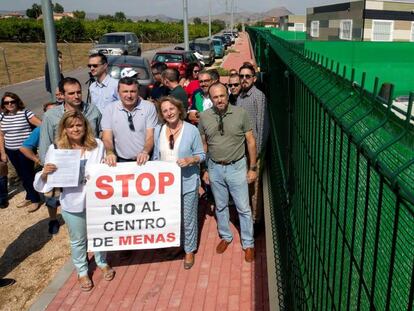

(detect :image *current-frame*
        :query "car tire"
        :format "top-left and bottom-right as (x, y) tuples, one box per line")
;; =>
(137, 49), (141, 56)
(123, 50), (128, 55)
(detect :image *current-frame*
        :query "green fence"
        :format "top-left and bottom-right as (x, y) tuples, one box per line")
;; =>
(248, 27), (414, 311)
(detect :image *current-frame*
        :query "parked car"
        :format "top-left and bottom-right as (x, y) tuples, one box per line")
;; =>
(89, 32), (141, 56)
(223, 31), (236, 44)
(107, 55), (153, 98)
(212, 39), (225, 58)
(151, 50), (201, 77)
(189, 40), (215, 66)
(213, 35), (228, 49)
(222, 34), (232, 46)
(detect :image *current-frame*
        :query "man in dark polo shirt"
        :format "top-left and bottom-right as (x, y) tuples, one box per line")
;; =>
(198, 82), (257, 262)
(161, 68), (188, 108)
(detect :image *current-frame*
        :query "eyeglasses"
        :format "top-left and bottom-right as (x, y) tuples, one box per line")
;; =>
(228, 83), (240, 88)
(87, 63), (102, 68)
(169, 134), (175, 150)
(218, 115), (224, 136)
(193, 70), (200, 73)
(126, 111), (135, 131)
(239, 74), (254, 79)
(3, 100), (16, 105)
(199, 79), (211, 84)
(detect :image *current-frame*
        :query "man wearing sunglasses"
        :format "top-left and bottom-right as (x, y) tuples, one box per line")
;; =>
(236, 63), (269, 227)
(227, 74), (242, 105)
(88, 53), (119, 112)
(199, 82), (257, 263)
(102, 77), (158, 167)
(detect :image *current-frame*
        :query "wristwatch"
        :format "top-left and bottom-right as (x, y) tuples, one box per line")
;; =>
(249, 165), (257, 172)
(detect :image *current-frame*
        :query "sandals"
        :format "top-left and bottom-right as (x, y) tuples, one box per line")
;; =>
(99, 265), (115, 281)
(78, 275), (93, 292)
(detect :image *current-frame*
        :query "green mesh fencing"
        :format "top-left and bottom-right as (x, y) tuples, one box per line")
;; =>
(248, 27), (414, 311)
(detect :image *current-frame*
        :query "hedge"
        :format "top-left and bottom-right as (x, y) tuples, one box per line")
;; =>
(0, 18), (223, 43)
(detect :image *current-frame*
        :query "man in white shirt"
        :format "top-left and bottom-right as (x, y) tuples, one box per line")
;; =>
(88, 53), (118, 112)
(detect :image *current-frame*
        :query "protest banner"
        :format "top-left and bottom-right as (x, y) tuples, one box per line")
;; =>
(86, 161), (181, 252)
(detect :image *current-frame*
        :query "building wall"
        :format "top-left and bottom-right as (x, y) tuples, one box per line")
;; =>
(306, 0), (414, 41)
(280, 15), (307, 32)
(306, 1), (365, 40)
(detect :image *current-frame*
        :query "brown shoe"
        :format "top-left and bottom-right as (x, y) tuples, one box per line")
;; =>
(16, 200), (31, 208)
(183, 253), (194, 270)
(216, 239), (231, 254)
(244, 247), (255, 263)
(27, 203), (40, 213)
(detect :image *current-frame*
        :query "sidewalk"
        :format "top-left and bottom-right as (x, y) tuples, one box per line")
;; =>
(221, 32), (257, 73)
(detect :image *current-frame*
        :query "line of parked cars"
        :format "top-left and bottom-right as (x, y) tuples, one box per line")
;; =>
(89, 30), (238, 99)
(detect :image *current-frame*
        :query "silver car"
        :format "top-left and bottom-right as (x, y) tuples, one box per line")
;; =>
(89, 32), (141, 56)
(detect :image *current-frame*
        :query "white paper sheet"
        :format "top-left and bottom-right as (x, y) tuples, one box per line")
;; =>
(47, 149), (81, 187)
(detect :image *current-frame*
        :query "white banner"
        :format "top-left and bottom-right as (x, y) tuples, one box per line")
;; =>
(86, 161), (181, 252)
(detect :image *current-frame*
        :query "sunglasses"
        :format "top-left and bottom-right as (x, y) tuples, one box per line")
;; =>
(239, 74), (254, 79)
(87, 63), (102, 68)
(169, 134), (175, 150)
(193, 70), (200, 73)
(228, 83), (240, 88)
(218, 115), (224, 136)
(3, 100), (16, 105)
(126, 111), (135, 131)
(199, 79), (211, 84)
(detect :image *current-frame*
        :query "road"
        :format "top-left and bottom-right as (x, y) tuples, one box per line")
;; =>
(0, 48), (168, 116)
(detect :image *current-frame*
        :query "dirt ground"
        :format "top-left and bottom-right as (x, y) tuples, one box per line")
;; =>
(0, 180), (70, 311)
(0, 42), (171, 87)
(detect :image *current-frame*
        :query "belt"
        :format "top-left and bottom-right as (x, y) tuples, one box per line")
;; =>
(117, 156), (136, 162)
(210, 156), (244, 166)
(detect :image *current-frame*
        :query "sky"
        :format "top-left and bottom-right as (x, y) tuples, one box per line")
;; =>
(0, 0), (353, 18)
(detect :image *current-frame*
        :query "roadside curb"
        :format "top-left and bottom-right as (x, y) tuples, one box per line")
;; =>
(29, 259), (73, 311)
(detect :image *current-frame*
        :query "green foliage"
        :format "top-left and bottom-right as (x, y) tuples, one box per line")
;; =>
(55, 17), (85, 42)
(193, 17), (202, 25)
(53, 2), (64, 13)
(0, 19), (225, 43)
(73, 10), (86, 20)
(212, 19), (225, 29)
(26, 3), (42, 19)
(114, 12), (126, 22)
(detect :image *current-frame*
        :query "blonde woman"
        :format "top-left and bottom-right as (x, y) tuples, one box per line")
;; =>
(34, 111), (114, 291)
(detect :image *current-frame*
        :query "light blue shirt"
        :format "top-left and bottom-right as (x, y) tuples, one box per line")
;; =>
(89, 75), (119, 112)
(152, 122), (205, 194)
(101, 99), (158, 159)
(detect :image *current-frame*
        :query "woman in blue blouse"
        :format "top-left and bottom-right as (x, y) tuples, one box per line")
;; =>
(153, 96), (205, 269)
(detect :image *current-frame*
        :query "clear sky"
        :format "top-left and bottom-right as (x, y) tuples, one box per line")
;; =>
(0, 0), (354, 17)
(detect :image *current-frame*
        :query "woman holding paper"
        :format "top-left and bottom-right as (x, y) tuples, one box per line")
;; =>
(153, 96), (205, 270)
(34, 111), (115, 291)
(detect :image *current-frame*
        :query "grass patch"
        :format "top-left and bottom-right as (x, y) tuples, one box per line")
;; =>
(216, 67), (229, 77)
(225, 48), (238, 55)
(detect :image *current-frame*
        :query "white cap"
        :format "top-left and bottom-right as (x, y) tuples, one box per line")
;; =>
(120, 67), (138, 78)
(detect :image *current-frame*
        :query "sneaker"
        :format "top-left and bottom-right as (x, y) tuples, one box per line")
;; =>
(48, 219), (60, 235)
(27, 203), (40, 213)
(16, 199), (31, 208)
(0, 278), (16, 288)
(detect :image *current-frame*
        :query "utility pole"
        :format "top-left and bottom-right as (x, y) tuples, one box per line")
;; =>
(41, 0), (60, 102)
(208, 0), (212, 39)
(230, 0), (234, 31)
(183, 0), (189, 50)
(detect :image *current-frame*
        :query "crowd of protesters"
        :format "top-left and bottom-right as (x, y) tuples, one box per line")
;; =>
(0, 38), (269, 290)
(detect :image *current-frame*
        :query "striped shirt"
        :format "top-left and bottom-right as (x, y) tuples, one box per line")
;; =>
(0, 109), (35, 150)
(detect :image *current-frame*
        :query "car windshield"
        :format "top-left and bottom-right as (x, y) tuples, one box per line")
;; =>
(99, 35), (125, 45)
(154, 54), (183, 63)
(212, 40), (221, 46)
(108, 65), (149, 80)
(190, 43), (210, 51)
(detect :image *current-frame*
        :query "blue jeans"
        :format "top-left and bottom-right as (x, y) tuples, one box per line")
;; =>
(207, 158), (254, 249)
(182, 187), (199, 253)
(62, 209), (107, 277)
(6, 148), (40, 203)
(0, 175), (7, 205)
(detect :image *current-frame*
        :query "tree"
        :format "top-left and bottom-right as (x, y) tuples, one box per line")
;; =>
(98, 14), (114, 21)
(53, 2), (64, 13)
(73, 10), (86, 20)
(114, 11), (126, 21)
(193, 17), (202, 25)
(26, 3), (42, 19)
(212, 19), (225, 29)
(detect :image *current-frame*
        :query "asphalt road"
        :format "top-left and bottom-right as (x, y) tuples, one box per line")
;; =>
(0, 47), (170, 116)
